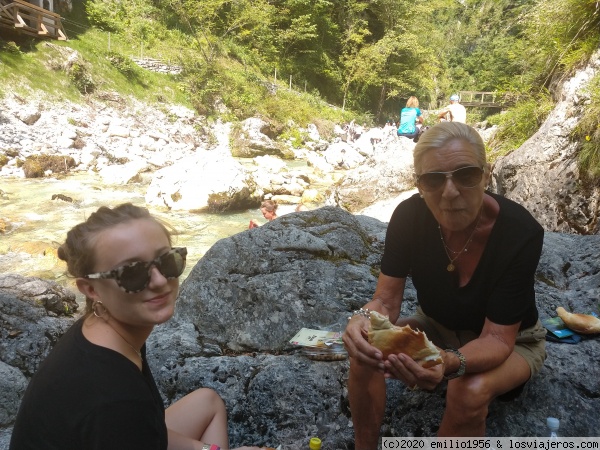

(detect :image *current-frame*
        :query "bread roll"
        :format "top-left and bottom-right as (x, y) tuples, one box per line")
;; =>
(556, 307), (600, 334)
(368, 311), (443, 368)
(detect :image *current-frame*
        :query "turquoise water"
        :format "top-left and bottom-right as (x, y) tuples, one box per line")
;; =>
(0, 173), (283, 292)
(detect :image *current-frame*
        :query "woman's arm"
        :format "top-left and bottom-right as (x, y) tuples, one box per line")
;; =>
(367, 273), (405, 323)
(342, 274), (406, 369)
(445, 319), (520, 376)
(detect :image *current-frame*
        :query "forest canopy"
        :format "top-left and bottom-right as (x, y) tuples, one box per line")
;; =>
(1, 0), (599, 173)
(82, 0), (600, 120)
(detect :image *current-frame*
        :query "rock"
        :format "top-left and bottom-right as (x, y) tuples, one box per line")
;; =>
(301, 188), (321, 204)
(231, 118), (292, 159)
(0, 273), (79, 317)
(51, 193), (74, 202)
(97, 159), (148, 185)
(156, 209), (600, 443)
(330, 132), (415, 212)
(491, 48), (600, 234)
(306, 123), (320, 141)
(0, 361), (27, 427)
(0, 218), (10, 234)
(322, 142), (365, 169)
(145, 151), (260, 211)
(16, 108), (41, 126)
(0, 209), (599, 447)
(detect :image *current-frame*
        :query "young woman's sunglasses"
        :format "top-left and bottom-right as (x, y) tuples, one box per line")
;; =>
(84, 247), (187, 293)
(416, 166), (484, 192)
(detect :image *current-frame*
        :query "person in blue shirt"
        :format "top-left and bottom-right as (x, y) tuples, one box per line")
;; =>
(397, 96), (423, 141)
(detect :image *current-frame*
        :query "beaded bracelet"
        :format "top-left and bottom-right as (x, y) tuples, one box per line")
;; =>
(201, 445), (221, 450)
(347, 308), (372, 321)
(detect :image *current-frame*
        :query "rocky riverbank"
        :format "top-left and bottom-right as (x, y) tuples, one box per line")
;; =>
(1, 43), (599, 450)
(1, 208), (599, 449)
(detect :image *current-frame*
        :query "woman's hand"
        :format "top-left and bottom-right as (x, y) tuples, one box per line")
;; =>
(342, 315), (385, 373)
(384, 353), (444, 391)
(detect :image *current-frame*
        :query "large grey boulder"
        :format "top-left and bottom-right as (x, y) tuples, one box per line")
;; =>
(491, 49), (600, 235)
(147, 208), (600, 446)
(1, 208), (599, 450)
(0, 275), (78, 449)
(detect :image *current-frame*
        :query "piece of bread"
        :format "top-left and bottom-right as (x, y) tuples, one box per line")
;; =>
(556, 307), (600, 334)
(367, 311), (443, 367)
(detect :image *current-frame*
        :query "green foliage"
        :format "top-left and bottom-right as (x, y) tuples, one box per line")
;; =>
(68, 62), (95, 94)
(486, 93), (553, 161)
(3, 0), (600, 141)
(279, 128), (308, 149)
(105, 51), (139, 78)
(0, 41), (22, 55)
(572, 74), (600, 181)
(522, 0), (600, 91)
(85, 0), (121, 32)
(86, 0), (160, 36)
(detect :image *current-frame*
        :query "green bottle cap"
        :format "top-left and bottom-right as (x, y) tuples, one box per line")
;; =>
(309, 437), (322, 450)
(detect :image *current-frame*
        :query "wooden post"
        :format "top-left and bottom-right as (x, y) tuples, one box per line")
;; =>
(289, 75), (292, 90)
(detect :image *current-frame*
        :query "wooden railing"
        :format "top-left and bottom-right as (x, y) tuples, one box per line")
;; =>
(458, 91), (501, 108)
(0, 0), (67, 40)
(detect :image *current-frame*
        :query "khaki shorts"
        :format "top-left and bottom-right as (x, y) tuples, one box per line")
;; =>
(405, 307), (547, 378)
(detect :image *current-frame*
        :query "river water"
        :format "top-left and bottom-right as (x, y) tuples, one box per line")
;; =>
(0, 169), (328, 296)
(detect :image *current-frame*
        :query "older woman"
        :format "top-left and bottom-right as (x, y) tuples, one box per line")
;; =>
(342, 122), (547, 444)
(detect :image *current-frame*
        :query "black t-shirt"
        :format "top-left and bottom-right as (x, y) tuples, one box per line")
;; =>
(380, 192), (544, 333)
(10, 318), (167, 450)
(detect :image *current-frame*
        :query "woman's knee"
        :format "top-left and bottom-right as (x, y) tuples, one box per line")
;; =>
(446, 374), (494, 411)
(171, 387), (225, 415)
(196, 388), (225, 409)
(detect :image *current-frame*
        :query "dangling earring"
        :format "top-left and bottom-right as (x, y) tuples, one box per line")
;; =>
(419, 192), (424, 198)
(92, 300), (107, 318)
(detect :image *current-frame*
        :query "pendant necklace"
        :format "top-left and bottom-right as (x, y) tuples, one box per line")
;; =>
(438, 208), (483, 272)
(105, 321), (143, 361)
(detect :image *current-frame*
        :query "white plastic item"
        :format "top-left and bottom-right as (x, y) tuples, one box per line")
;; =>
(547, 417), (560, 438)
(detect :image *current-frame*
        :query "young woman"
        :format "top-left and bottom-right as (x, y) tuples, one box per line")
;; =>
(10, 203), (263, 450)
(397, 96), (424, 140)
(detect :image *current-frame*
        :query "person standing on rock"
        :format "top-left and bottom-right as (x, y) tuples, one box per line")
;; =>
(10, 203), (266, 450)
(343, 122), (547, 444)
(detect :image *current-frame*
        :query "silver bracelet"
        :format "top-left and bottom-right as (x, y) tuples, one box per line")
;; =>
(348, 308), (372, 321)
(443, 348), (466, 380)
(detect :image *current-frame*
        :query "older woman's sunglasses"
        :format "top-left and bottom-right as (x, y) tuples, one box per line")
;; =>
(416, 166), (484, 192)
(84, 247), (187, 293)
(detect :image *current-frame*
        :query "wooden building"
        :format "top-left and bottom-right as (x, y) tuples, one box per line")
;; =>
(0, 0), (67, 40)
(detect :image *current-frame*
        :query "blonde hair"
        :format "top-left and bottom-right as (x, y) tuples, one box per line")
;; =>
(413, 122), (486, 174)
(406, 96), (419, 108)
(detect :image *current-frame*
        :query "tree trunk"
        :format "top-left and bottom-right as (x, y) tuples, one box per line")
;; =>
(376, 83), (387, 123)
